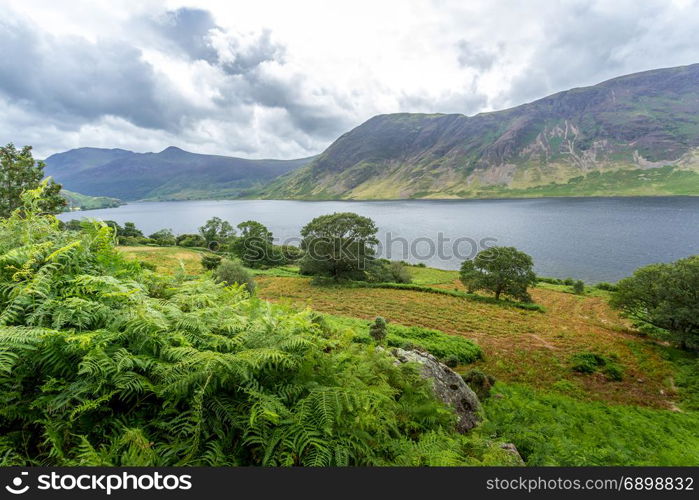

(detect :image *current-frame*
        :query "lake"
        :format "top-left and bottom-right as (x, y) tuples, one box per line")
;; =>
(58, 197), (699, 282)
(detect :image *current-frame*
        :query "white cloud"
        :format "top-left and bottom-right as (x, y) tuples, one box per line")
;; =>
(1, 0), (698, 158)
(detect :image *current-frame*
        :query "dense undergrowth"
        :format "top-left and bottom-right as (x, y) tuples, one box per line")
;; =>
(0, 189), (517, 466)
(482, 384), (699, 466)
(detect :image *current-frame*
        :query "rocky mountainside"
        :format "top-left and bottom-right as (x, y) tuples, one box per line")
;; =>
(45, 147), (315, 201)
(259, 64), (699, 199)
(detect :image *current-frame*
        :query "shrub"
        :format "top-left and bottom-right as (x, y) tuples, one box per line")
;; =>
(462, 369), (496, 400)
(572, 280), (585, 294)
(176, 234), (206, 248)
(369, 316), (388, 343)
(570, 352), (623, 381)
(149, 229), (176, 246)
(213, 259), (256, 294)
(563, 277), (575, 286)
(201, 254), (223, 270)
(595, 282), (618, 292)
(443, 355), (459, 368)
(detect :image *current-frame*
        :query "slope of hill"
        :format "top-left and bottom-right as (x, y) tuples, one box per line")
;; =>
(45, 147), (315, 201)
(61, 190), (123, 211)
(259, 64), (699, 199)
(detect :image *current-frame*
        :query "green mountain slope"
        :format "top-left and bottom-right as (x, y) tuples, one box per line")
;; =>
(259, 64), (699, 199)
(61, 190), (123, 211)
(45, 146), (315, 201)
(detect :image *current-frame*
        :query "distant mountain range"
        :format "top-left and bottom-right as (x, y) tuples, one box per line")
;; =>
(47, 64), (699, 203)
(259, 63), (699, 199)
(45, 147), (315, 201)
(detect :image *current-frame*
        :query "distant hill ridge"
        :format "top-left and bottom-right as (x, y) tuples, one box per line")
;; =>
(45, 146), (316, 201)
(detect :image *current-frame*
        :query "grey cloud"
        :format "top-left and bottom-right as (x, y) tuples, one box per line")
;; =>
(0, 14), (179, 130)
(219, 29), (286, 75)
(456, 40), (499, 70)
(148, 7), (219, 62)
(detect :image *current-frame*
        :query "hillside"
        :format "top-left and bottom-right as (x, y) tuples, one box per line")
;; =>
(45, 146), (315, 201)
(259, 64), (699, 199)
(61, 189), (123, 211)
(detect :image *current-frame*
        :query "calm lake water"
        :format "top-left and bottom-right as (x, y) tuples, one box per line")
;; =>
(58, 197), (699, 283)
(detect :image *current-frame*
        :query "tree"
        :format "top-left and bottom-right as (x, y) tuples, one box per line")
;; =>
(0, 143), (65, 218)
(201, 254), (222, 270)
(231, 220), (283, 268)
(120, 222), (143, 238)
(459, 246), (537, 301)
(572, 280), (585, 294)
(610, 256), (699, 350)
(299, 212), (379, 281)
(149, 229), (176, 246)
(199, 217), (235, 248)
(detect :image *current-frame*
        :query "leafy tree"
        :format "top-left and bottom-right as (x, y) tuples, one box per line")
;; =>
(459, 246), (537, 301)
(299, 212), (379, 281)
(231, 220), (283, 268)
(199, 217), (235, 248)
(0, 144), (65, 217)
(610, 256), (699, 350)
(369, 316), (388, 344)
(149, 229), (176, 246)
(62, 219), (84, 231)
(572, 280), (585, 294)
(120, 222), (143, 238)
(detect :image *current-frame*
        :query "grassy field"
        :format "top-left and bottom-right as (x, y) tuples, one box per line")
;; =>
(117, 245), (699, 464)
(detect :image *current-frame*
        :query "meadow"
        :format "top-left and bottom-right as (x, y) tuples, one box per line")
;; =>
(119, 246), (699, 465)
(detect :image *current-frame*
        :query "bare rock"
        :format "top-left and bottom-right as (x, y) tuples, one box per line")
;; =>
(500, 443), (525, 465)
(389, 347), (481, 432)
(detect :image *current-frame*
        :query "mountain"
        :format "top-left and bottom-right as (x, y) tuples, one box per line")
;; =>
(45, 147), (315, 201)
(259, 64), (699, 199)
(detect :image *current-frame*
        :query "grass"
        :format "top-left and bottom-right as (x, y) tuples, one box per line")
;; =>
(118, 245), (693, 410)
(481, 383), (699, 465)
(119, 245), (212, 275)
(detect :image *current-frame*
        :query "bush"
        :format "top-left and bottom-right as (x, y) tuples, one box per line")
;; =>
(369, 317), (388, 343)
(595, 282), (618, 292)
(570, 352), (623, 381)
(563, 277), (575, 286)
(149, 229), (176, 246)
(176, 234), (206, 248)
(213, 259), (256, 294)
(572, 280), (585, 294)
(201, 254), (223, 271)
(443, 355), (459, 368)
(462, 369), (496, 400)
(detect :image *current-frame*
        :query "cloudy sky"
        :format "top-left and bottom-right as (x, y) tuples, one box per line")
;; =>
(1, 0), (699, 159)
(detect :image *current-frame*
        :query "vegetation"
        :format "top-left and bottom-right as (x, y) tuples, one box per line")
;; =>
(1, 144), (65, 217)
(299, 212), (379, 282)
(201, 254), (223, 271)
(0, 187), (519, 466)
(61, 190), (122, 211)
(213, 259), (256, 294)
(369, 316), (387, 344)
(611, 256), (699, 350)
(231, 220), (283, 268)
(149, 229), (176, 246)
(462, 370), (496, 401)
(482, 384), (699, 466)
(459, 247), (537, 301)
(199, 217), (235, 249)
(570, 352), (624, 381)
(572, 280), (585, 294)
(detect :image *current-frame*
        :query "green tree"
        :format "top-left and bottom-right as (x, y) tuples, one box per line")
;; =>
(299, 212), (379, 281)
(0, 143), (65, 218)
(199, 217), (235, 248)
(572, 280), (585, 294)
(459, 246), (537, 301)
(149, 229), (176, 246)
(231, 220), (283, 268)
(611, 256), (699, 350)
(213, 258), (256, 294)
